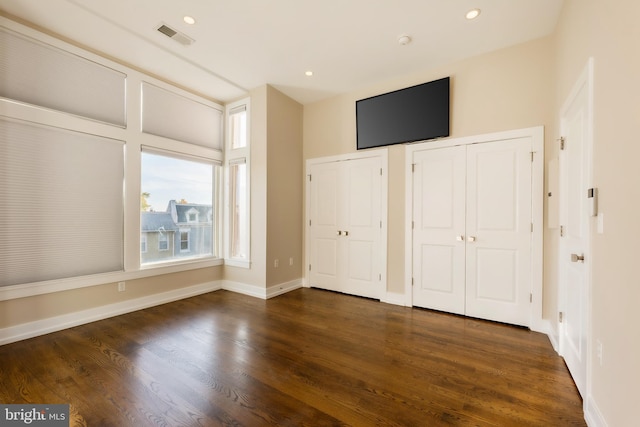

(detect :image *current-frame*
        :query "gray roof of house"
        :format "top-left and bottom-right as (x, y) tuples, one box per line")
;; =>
(173, 203), (212, 223)
(141, 212), (179, 232)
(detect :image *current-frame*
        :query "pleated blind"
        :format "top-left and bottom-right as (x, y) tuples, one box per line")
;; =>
(0, 118), (124, 287)
(141, 82), (223, 149)
(0, 27), (126, 126)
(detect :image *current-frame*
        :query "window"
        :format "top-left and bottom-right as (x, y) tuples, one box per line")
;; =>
(158, 233), (168, 251)
(0, 20), (226, 297)
(229, 160), (247, 259)
(141, 234), (148, 253)
(0, 118), (124, 287)
(229, 105), (247, 149)
(141, 149), (218, 265)
(225, 99), (250, 266)
(180, 230), (190, 252)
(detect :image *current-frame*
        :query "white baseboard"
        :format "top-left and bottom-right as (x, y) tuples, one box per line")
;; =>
(221, 280), (268, 299)
(535, 318), (559, 352)
(0, 280), (222, 346)
(0, 278), (306, 346)
(381, 291), (408, 307)
(585, 394), (608, 427)
(221, 278), (303, 299)
(266, 279), (303, 299)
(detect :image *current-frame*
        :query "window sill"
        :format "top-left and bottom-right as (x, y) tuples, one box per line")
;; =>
(0, 258), (223, 302)
(224, 258), (251, 269)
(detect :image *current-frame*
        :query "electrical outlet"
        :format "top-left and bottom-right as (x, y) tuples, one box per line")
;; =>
(274, 259), (279, 268)
(596, 340), (603, 366)
(117, 281), (126, 292)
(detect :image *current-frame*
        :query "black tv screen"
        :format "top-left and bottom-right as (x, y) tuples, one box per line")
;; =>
(356, 77), (450, 150)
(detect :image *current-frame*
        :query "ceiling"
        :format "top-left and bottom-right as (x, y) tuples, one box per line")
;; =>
(0, 0), (564, 105)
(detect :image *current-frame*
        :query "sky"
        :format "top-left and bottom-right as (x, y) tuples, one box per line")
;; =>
(141, 152), (214, 212)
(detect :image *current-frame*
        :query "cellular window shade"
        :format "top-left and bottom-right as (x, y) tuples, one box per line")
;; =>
(0, 118), (124, 287)
(141, 82), (223, 149)
(0, 27), (126, 126)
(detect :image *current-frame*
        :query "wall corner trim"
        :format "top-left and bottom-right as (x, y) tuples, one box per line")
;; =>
(585, 394), (608, 427)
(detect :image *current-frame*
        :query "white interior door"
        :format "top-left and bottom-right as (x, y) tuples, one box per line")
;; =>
(412, 138), (533, 327)
(308, 161), (341, 292)
(559, 61), (592, 398)
(308, 156), (382, 299)
(342, 157), (382, 299)
(465, 139), (532, 327)
(412, 146), (466, 314)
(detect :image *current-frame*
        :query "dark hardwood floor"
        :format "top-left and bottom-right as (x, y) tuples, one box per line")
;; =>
(0, 288), (585, 426)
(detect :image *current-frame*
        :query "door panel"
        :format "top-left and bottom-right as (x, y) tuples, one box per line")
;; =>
(309, 162), (341, 292)
(343, 157), (381, 299)
(412, 146), (466, 315)
(465, 139), (532, 326)
(559, 66), (591, 398)
(412, 139), (532, 327)
(308, 156), (382, 299)
(475, 248), (516, 302)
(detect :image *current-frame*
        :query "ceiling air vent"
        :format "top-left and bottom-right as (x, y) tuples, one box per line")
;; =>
(156, 23), (194, 46)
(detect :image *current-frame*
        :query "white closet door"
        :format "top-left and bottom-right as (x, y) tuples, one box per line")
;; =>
(308, 161), (342, 292)
(412, 146), (466, 314)
(342, 157), (382, 299)
(308, 156), (382, 299)
(465, 138), (532, 326)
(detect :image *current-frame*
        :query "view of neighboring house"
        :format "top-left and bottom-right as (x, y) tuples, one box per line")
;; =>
(141, 200), (213, 264)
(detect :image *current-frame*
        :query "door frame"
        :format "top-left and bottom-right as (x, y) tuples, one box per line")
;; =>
(404, 126), (545, 331)
(304, 149), (388, 299)
(558, 57), (594, 399)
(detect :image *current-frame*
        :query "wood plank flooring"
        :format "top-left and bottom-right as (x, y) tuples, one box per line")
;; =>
(0, 288), (585, 426)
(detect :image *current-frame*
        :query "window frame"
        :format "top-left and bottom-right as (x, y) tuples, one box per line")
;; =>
(139, 146), (222, 268)
(0, 17), (226, 302)
(224, 98), (251, 268)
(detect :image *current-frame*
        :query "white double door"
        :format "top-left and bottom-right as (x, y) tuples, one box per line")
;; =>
(412, 138), (533, 326)
(308, 156), (383, 299)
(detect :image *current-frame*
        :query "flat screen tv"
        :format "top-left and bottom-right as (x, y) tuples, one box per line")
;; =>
(356, 76), (450, 150)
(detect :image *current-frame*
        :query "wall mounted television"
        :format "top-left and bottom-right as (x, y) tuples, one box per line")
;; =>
(356, 76), (450, 150)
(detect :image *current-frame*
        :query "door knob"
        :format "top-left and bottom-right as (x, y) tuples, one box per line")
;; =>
(571, 253), (585, 263)
(344, 231), (349, 236)
(456, 235), (464, 242)
(467, 236), (476, 242)
(337, 230), (342, 236)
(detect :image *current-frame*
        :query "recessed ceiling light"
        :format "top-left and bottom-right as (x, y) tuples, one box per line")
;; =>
(305, 71), (314, 77)
(466, 9), (481, 20)
(183, 15), (196, 25)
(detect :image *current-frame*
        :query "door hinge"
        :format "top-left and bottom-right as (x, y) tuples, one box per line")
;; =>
(411, 163), (416, 173)
(412, 221), (415, 229)
(308, 264), (311, 271)
(559, 311), (564, 323)
(530, 151), (535, 162)
(379, 273), (382, 281)
(411, 277), (414, 286)
(560, 225), (565, 237)
(308, 174), (312, 182)
(380, 168), (383, 176)
(309, 219), (312, 226)
(558, 137), (565, 150)
(531, 223), (534, 232)
(380, 220), (382, 229)
(530, 293), (533, 303)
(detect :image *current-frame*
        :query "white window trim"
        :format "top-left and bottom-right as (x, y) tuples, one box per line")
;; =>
(224, 98), (251, 268)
